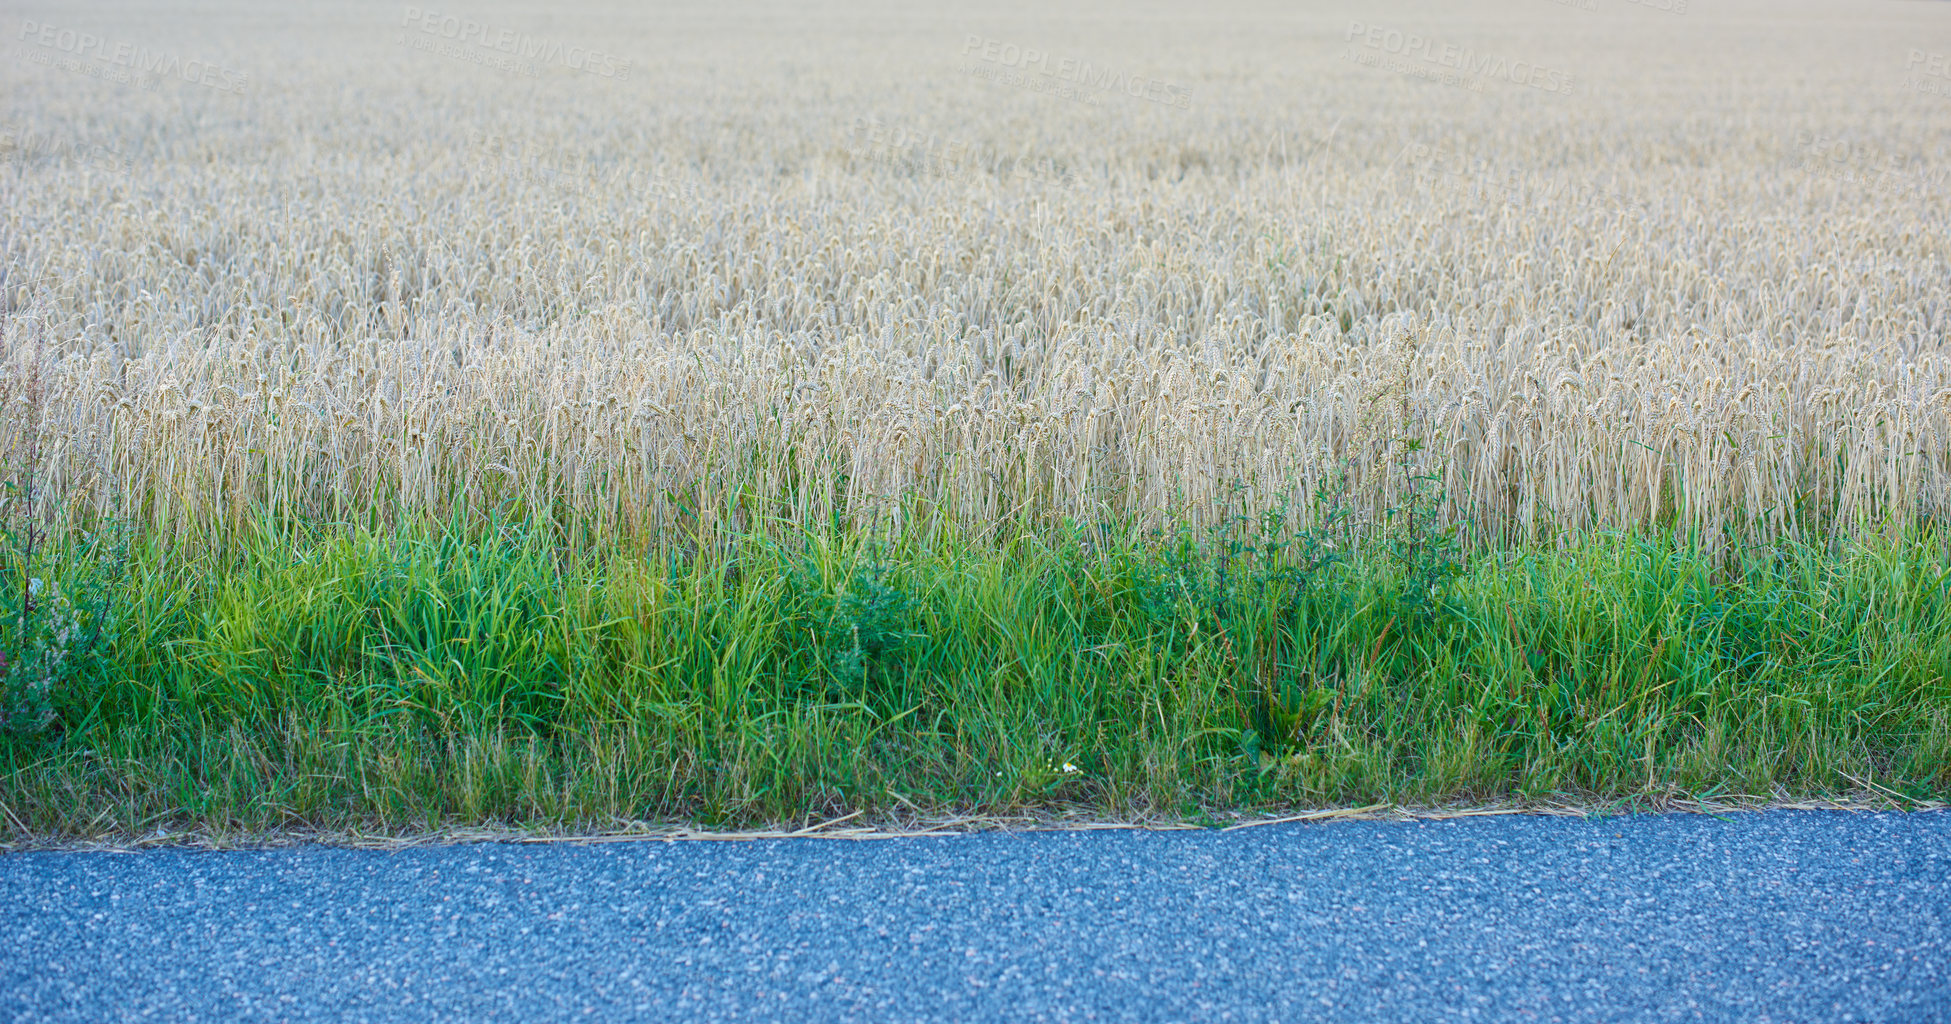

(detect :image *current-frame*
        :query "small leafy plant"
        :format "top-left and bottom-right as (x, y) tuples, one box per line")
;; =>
(0, 536), (119, 738)
(782, 551), (923, 711)
(1, 320), (121, 740)
(1380, 435), (1464, 626)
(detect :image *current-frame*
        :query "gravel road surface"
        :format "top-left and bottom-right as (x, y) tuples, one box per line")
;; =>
(3, 809), (1947, 1022)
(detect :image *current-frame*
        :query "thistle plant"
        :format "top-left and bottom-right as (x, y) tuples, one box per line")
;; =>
(0, 317), (119, 739)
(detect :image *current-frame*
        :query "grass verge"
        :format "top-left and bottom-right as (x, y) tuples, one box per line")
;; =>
(3, 517), (1948, 842)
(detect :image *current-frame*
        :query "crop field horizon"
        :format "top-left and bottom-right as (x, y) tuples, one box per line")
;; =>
(2, 0), (1948, 840)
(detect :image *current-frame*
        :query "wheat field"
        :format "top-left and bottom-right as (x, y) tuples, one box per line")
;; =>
(4, 0), (1949, 549)
(5, 0), (1951, 830)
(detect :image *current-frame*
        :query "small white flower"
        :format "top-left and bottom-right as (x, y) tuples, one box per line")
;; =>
(1061, 762), (1079, 774)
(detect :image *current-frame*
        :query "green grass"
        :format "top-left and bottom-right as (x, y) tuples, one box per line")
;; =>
(2, 514), (1948, 841)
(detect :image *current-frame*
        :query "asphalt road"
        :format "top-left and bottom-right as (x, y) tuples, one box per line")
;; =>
(3, 810), (1947, 1023)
